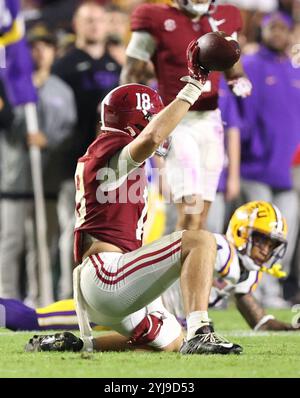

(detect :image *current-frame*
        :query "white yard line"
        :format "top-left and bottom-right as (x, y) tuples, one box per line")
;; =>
(0, 331), (37, 336)
(1, 330), (299, 338)
(221, 330), (297, 337)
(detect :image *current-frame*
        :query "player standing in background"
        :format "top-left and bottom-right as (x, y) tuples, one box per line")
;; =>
(25, 39), (242, 355)
(121, 0), (252, 231)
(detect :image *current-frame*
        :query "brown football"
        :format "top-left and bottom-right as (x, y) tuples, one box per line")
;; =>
(197, 31), (241, 71)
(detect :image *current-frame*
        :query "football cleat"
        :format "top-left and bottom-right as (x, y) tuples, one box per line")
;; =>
(180, 325), (243, 355)
(25, 332), (83, 352)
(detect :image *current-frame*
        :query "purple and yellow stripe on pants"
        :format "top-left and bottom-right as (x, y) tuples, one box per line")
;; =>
(249, 272), (263, 293)
(219, 243), (235, 277)
(36, 299), (78, 330)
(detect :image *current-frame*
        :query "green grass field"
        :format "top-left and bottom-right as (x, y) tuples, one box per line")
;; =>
(1, 307), (300, 378)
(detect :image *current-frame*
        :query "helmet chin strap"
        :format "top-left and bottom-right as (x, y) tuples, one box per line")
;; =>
(237, 232), (261, 272)
(237, 252), (261, 272)
(100, 126), (126, 134)
(100, 126), (137, 138)
(124, 126), (137, 137)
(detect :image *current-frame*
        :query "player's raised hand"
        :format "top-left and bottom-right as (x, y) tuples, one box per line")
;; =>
(178, 31), (242, 105)
(186, 31), (242, 85)
(179, 38), (210, 96)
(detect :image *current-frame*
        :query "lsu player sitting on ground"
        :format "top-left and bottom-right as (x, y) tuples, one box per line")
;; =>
(162, 201), (300, 331)
(1, 202), (299, 334)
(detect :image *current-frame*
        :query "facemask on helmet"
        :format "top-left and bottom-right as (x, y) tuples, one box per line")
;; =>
(226, 201), (288, 273)
(175, 0), (215, 17)
(101, 83), (164, 138)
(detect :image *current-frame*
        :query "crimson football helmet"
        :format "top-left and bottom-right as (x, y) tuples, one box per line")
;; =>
(175, 0), (216, 16)
(101, 83), (164, 138)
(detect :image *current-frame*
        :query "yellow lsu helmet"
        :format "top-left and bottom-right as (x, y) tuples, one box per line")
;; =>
(226, 201), (288, 274)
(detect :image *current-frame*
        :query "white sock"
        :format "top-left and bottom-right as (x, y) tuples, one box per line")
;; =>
(186, 311), (210, 340)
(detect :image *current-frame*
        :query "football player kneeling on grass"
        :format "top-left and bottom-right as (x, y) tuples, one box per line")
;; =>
(24, 37), (242, 355)
(2, 205), (299, 342)
(162, 201), (300, 332)
(22, 200), (300, 354)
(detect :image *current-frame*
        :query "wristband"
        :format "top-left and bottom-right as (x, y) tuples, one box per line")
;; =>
(254, 314), (275, 331)
(176, 76), (204, 105)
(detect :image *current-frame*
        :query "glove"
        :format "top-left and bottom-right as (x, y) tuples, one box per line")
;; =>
(227, 76), (252, 98)
(177, 39), (210, 105)
(25, 332), (84, 352)
(186, 38), (210, 84)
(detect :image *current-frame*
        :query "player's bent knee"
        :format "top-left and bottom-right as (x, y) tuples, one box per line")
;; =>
(181, 229), (216, 255)
(182, 214), (202, 230)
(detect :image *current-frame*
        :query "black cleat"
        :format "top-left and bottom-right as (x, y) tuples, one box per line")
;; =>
(25, 332), (84, 352)
(180, 325), (243, 355)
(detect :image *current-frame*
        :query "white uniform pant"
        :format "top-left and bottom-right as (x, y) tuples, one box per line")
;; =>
(165, 110), (224, 202)
(79, 231), (184, 348)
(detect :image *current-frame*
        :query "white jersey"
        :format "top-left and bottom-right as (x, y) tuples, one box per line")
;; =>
(161, 233), (262, 319)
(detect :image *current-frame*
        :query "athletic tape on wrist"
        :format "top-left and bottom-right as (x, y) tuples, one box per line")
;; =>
(254, 314), (275, 331)
(176, 82), (203, 105)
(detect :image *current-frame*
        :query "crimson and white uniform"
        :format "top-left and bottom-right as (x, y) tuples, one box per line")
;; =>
(130, 4), (242, 110)
(127, 3), (243, 201)
(74, 131), (146, 260)
(162, 233), (262, 319)
(74, 130), (182, 348)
